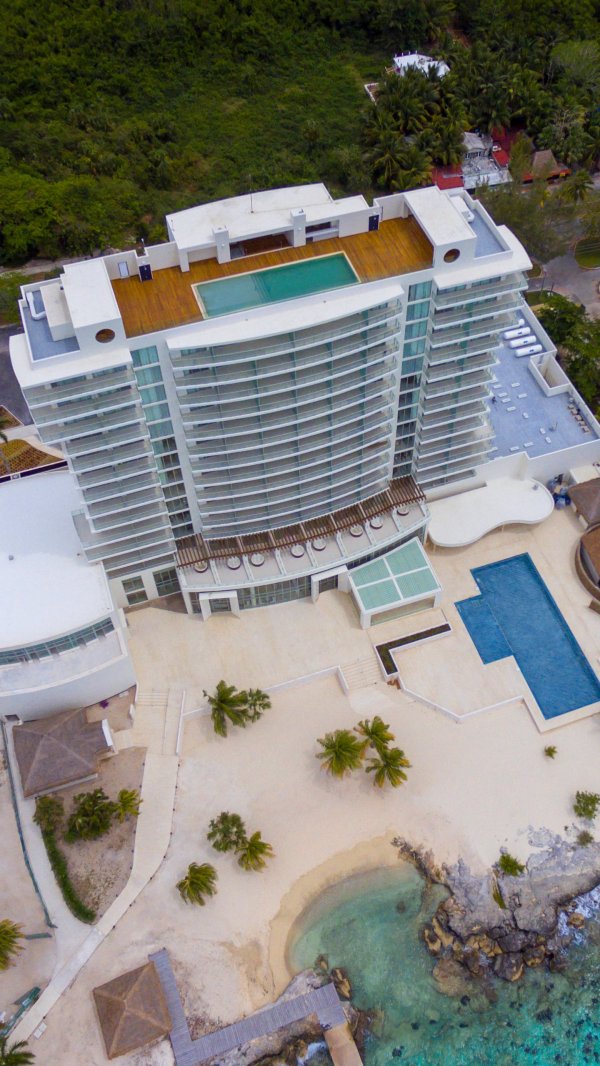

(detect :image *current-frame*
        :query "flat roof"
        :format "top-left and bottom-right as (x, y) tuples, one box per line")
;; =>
(0, 470), (113, 648)
(404, 186), (475, 247)
(62, 259), (120, 329)
(166, 184), (371, 251)
(349, 538), (440, 613)
(112, 216), (433, 338)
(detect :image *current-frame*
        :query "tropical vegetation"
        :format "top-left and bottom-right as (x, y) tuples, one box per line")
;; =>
(0, 1036), (34, 1066)
(528, 292), (600, 413)
(2, 0), (600, 264)
(113, 788), (142, 823)
(203, 681), (271, 737)
(0, 919), (24, 971)
(317, 717), (410, 788)
(33, 797), (96, 923)
(236, 831), (275, 871)
(544, 746), (557, 759)
(176, 862), (218, 905)
(65, 788), (116, 841)
(498, 853), (526, 877)
(207, 812), (248, 853)
(573, 791), (600, 821)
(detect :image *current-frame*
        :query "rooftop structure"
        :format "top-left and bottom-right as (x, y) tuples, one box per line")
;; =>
(93, 962), (172, 1060)
(9, 182), (600, 620)
(346, 538), (441, 628)
(13, 707), (112, 797)
(392, 53), (449, 78)
(0, 470), (136, 720)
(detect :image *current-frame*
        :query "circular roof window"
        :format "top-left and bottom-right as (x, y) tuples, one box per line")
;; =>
(95, 328), (115, 343)
(443, 248), (461, 263)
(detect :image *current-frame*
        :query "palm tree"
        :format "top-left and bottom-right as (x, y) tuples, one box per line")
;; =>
(366, 748), (411, 789)
(0, 920), (24, 971)
(65, 788), (115, 841)
(177, 862), (218, 905)
(246, 688), (271, 722)
(354, 716), (394, 757)
(316, 730), (364, 778)
(365, 129), (404, 189)
(391, 145), (432, 192)
(557, 170), (593, 204)
(33, 795), (64, 834)
(113, 788), (142, 823)
(207, 812), (247, 852)
(0, 1036), (34, 1065)
(236, 831), (274, 871)
(203, 681), (251, 737)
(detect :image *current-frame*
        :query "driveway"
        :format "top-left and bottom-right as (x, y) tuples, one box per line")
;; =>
(542, 252), (600, 318)
(0, 324), (32, 424)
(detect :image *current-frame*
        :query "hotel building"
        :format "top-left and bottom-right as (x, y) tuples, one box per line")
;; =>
(10, 184), (600, 619)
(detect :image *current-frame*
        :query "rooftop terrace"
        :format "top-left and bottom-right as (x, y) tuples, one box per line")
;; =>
(111, 216), (433, 338)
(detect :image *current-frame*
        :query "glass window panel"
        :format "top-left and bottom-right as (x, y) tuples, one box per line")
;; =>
(131, 345), (159, 367)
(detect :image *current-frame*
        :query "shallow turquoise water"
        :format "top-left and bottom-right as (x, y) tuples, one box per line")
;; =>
(289, 865), (600, 1065)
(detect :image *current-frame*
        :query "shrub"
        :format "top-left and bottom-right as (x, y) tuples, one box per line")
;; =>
(498, 852), (525, 877)
(577, 830), (594, 847)
(33, 795), (64, 833)
(544, 745), (557, 759)
(40, 829), (95, 923)
(65, 788), (115, 841)
(207, 812), (247, 853)
(492, 883), (507, 909)
(113, 788), (142, 823)
(573, 791), (600, 821)
(236, 831), (274, 871)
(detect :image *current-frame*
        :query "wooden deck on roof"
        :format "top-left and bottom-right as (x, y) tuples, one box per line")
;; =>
(112, 216), (433, 338)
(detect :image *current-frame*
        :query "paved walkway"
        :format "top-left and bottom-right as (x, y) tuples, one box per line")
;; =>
(12, 690), (182, 1044)
(150, 948), (359, 1066)
(542, 253), (600, 318)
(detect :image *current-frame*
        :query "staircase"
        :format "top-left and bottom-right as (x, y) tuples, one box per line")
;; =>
(115, 687), (184, 755)
(340, 657), (383, 691)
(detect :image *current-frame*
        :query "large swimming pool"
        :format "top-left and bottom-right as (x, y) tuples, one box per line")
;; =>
(194, 253), (358, 317)
(456, 553), (600, 719)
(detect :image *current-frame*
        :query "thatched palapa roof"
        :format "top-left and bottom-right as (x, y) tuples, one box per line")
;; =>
(570, 478), (600, 526)
(13, 707), (111, 797)
(93, 962), (172, 1059)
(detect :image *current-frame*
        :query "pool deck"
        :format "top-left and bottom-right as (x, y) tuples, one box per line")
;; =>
(111, 216), (433, 337)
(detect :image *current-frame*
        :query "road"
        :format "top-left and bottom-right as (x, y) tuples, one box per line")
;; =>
(541, 253), (600, 318)
(0, 323), (32, 424)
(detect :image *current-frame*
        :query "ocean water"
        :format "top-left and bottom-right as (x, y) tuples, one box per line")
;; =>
(289, 865), (600, 1066)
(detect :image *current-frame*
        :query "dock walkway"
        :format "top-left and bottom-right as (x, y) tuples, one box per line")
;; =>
(150, 948), (361, 1066)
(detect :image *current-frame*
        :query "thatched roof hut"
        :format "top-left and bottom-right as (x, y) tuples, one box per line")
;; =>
(570, 479), (600, 526)
(93, 962), (172, 1059)
(13, 707), (112, 797)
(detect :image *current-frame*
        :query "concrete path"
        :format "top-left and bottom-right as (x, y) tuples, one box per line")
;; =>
(542, 253), (600, 318)
(12, 691), (182, 1044)
(150, 948), (359, 1066)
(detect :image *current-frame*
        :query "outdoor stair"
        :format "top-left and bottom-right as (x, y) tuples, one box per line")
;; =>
(340, 657), (383, 690)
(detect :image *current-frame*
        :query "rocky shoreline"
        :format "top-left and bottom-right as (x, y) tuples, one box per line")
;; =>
(393, 829), (600, 992)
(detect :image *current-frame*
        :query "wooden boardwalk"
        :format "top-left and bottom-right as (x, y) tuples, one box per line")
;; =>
(150, 948), (359, 1066)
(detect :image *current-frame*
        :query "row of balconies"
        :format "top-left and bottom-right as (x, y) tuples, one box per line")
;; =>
(421, 368), (493, 402)
(31, 388), (139, 427)
(426, 352), (497, 383)
(71, 440), (153, 476)
(24, 367), (134, 407)
(419, 399), (489, 436)
(43, 407), (145, 448)
(432, 274), (526, 310)
(429, 312), (514, 348)
(105, 547), (176, 580)
(432, 293), (522, 330)
(193, 425), (388, 477)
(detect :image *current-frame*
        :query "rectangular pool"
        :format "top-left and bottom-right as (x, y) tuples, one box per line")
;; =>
(194, 253), (358, 317)
(456, 553), (600, 719)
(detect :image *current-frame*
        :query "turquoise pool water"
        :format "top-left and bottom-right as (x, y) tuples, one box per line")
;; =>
(455, 553), (600, 719)
(289, 865), (600, 1065)
(194, 253), (358, 317)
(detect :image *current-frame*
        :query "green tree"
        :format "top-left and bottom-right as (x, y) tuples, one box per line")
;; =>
(574, 791), (600, 820)
(0, 920), (24, 971)
(203, 681), (251, 737)
(366, 747), (411, 788)
(0, 1036), (34, 1066)
(535, 293), (586, 346)
(316, 730), (364, 778)
(236, 831), (274, 871)
(65, 789), (115, 841)
(177, 862), (217, 905)
(556, 170), (593, 204)
(33, 795), (64, 833)
(498, 853), (525, 876)
(246, 688), (271, 722)
(354, 716), (394, 756)
(207, 812), (247, 852)
(113, 788), (142, 823)
(391, 144), (432, 191)
(544, 745), (557, 759)
(577, 829), (594, 846)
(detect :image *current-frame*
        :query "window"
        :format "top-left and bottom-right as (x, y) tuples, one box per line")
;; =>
(138, 384), (167, 405)
(0, 619), (114, 665)
(148, 419), (173, 439)
(154, 568), (180, 597)
(122, 576), (148, 606)
(403, 338), (426, 357)
(408, 282), (432, 302)
(131, 345), (159, 367)
(319, 575), (338, 593)
(404, 320), (427, 340)
(134, 365), (163, 386)
(95, 328), (115, 343)
(443, 249), (461, 263)
(406, 300), (430, 321)
(210, 598), (232, 613)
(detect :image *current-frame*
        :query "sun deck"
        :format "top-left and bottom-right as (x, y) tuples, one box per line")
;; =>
(112, 216), (433, 338)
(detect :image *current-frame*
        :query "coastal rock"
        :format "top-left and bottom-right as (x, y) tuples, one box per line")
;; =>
(331, 967), (352, 1000)
(423, 926), (442, 955)
(432, 958), (473, 999)
(567, 911), (585, 928)
(493, 953), (524, 983)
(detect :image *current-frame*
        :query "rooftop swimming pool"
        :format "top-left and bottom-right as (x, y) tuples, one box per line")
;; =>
(456, 553), (600, 719)
(194, 253), (358, 317)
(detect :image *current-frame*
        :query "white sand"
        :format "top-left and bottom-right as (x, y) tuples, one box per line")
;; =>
(27, 509), (600, 1064)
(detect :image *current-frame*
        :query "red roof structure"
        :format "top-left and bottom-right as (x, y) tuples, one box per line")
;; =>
(491, 145), (510, 167)
(431, 165), (464, 191)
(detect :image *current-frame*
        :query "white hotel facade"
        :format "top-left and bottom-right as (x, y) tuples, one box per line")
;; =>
(10, 183), (600, 619)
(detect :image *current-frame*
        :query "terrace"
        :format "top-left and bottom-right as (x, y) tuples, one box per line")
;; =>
(111, 217), (433, 338)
